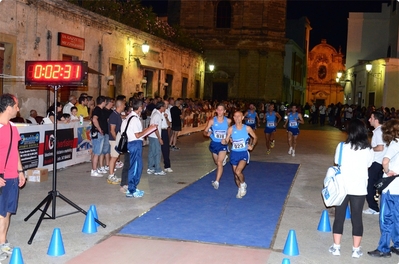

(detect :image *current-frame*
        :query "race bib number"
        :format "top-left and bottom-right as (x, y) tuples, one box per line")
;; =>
(232, 138), (245, 150)
(289, 121), (297, 127)
(267, 122), (275, 127)
(247, 118), (255, 124)
(214, 130), (226, 139)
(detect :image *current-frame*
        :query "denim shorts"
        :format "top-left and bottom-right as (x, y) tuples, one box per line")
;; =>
(0, 178), (19, 217)
(92, 133), (105, 155)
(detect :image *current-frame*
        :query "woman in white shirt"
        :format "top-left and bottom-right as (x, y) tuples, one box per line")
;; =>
(329, 119), (373, 258)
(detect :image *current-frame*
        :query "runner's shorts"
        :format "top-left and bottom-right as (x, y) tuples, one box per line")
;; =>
(230, 151), (250, 165)
(209, 141), (228, 155)
(287, 127), (300, 136)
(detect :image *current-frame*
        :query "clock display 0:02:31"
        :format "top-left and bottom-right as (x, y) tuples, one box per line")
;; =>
(26, 63), (81, 81)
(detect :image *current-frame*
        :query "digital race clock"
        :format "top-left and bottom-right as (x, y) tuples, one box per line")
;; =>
(25, 61), (88, 86)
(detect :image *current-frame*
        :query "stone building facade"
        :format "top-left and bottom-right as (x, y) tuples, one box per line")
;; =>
(168, 0), (287, 102)
(0, 0), (204, 118)
(306, 39), (345, 106)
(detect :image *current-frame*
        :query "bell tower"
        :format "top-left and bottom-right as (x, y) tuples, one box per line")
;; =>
(168, 0), (287, 101)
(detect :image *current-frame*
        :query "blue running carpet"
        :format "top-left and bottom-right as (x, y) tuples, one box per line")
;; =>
(119, 161), (299, 248)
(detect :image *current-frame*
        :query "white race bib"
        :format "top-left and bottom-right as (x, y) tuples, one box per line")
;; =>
(247, 118), (255, 124)
(214, 130), (226, 139)
(289, 121), (297, 127)
(267, 122), (275, 127)
(232, 138), (245, 149)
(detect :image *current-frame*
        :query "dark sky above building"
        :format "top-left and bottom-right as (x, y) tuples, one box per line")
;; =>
(141, 0), (390, 56)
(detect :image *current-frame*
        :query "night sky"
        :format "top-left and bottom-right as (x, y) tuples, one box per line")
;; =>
(141, 0), (390, 56)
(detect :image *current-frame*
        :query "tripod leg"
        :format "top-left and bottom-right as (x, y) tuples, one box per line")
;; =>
(27, 194), (53, 244)
(57, 192), (106, 228)
(24, 192), (54, 222)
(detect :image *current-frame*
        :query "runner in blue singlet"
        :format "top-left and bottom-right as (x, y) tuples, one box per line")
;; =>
(222, 111), (257, 199)
(204, 104), (232, 190)
(263, 102), (282, 155)
(244, 104), (260, 130)
(283, 104), (304, 157)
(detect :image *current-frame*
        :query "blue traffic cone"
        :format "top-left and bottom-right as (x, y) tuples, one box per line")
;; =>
(82, 208), (97, 234)
(346, 205), (351, 219)
(317, 210), (331, 232)
(283, 229), (299, 256)
(282, 258), (290, 264)
(47, 228), (65, 256)
(9, 247), (24, 264)
(89, 204), (100, 227)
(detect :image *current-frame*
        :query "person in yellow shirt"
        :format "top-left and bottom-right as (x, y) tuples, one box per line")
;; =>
(75, 96), (89, 120)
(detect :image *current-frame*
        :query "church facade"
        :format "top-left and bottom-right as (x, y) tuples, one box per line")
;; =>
(306, 39), (345, 106)
(168, 0), (287, 102)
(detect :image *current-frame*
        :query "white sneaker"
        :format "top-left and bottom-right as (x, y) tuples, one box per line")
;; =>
(120, 185), (128, 193)
(164, 168), (173, 173)
(104, 165), (110, 171)
(329, 245), (341, 256)
(107, 174), (121, 185)
(292, 150), (295, 157)
(91, 169), (103, 177)
(97, 167), (107, 174)
(0, 243), (13, 255)
(154, 171), (167, 176)
(236, 188), (242, 199)
(352, 247), (363, 258)
(147, 169), (155, 174)
(0, 252), (7, 261)
(212, 181), (219, 189)
(116, 161), (124, 169)
(288, 147), (293, 154)
(363, 208), (379, 215)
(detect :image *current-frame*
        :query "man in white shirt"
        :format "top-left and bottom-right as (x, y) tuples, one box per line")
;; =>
(147, 102), (166, 176)
(364, 111), (386, 215)
(319, 103), (326, 126)
(26, 109), (38, 124)
(121, 99), (156, 198)
(161, 100), (172, 173)
(63, 95), (77, 115)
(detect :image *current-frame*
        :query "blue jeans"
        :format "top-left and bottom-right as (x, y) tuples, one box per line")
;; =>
(127, 140), (143, 194)
(378, 191), (399, 253)
(148, 137), (161, 173)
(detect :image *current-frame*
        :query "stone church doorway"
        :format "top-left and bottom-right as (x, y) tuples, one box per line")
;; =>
(212, 82), (228, 101)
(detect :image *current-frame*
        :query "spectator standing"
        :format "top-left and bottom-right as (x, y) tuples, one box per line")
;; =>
(147, 102), (167, 176)
(170, 100), (182, 150)
(363, 111), (386, 215)
(122, 100), (157, 198)
(107, 99), (125, 185)
(161, 100), (173, 173)
(90, 96), (108, 177)
(368, 119), (399, 258)
(319, 103), (326, 126)
(329, 119), (373, 259)
(0, 94), (26, 261)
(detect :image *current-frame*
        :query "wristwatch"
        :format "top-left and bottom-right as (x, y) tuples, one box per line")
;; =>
(17, 170), (24, 174)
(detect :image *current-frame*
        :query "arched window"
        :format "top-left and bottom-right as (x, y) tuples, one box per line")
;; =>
(216, 1), (231, 28)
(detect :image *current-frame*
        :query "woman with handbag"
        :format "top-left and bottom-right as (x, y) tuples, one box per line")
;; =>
(368, 119), (399, 258)
(329, 119), (373, 258)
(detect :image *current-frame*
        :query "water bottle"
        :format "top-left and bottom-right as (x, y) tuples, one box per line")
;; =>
(79, 115), (83, 125)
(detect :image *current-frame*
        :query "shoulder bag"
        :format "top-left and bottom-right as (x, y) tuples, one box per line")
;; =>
(116, 115), (136, 154)
(322, 142), (347, 207)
